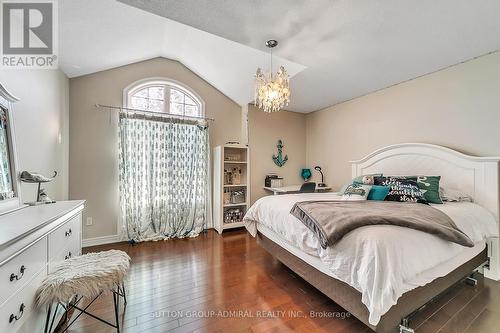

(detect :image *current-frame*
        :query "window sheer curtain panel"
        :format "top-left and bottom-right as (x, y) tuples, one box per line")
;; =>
(119, 113), (211, 242)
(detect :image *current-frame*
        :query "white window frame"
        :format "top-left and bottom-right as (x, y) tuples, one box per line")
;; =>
(123, 77), (205, 117)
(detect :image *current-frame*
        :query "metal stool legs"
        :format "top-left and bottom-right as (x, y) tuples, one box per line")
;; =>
(121, 282), (127, 305)
(43, 283), (127, 333)
(113, 288), (120, 332)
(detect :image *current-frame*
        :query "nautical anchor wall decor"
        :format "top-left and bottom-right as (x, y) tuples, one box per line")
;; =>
(272, 139), (288, 167)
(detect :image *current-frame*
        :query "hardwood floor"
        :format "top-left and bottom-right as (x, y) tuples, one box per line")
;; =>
(62, 229), (499, 333)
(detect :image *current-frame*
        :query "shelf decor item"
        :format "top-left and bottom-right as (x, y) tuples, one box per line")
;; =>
(231, 190), (246, 204)
(301, 168), (312, 182)
(272, 139), (288, 167)
(225, 153), (241, 161)
(232, 167), (241, 185)
(224, 169), (232, 185)
(223, 189), (231, 204)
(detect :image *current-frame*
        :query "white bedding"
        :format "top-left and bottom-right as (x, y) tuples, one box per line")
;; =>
(244, 193), (497, 326)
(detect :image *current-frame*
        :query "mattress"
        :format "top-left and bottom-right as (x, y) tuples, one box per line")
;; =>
(244, 193), (497, 325)
(257, 223), (486, 285)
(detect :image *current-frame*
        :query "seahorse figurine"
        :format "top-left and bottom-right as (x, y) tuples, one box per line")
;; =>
(272, 140), (288, 167)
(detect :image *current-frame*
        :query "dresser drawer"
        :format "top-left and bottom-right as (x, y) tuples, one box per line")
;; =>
(0, 237), (47, 306)
(48, 240), (81, 274)
(48, 213), (81, 262)
(0, 267), (46, 333)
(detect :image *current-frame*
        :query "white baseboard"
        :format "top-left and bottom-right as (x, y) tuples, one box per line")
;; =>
(82, 234), (121, 247)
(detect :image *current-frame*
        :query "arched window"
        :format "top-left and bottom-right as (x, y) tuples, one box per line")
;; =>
(125, 79), (203, 117)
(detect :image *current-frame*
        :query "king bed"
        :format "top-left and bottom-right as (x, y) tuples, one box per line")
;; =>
(244, 143), (500, 333)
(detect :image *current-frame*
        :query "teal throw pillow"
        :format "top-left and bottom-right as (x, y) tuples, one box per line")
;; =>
(367, 185), (391, 201)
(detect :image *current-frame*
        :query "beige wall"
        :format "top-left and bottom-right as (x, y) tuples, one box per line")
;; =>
(0, 69), (69, 201)
(248, 105), (307, 203)
(306, 51), (500, 191)
(69, 58), (242, 239)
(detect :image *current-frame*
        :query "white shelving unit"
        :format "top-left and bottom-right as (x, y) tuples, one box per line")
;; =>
(213, 145), (250, 234)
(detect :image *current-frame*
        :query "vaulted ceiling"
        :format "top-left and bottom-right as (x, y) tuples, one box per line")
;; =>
(59, 0), (305, 108)
(60, 0), (500, 112)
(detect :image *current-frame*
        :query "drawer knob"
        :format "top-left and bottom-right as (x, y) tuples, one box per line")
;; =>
(65, 252), (72, 260)
(65, 228), (72, 237)
(9, 303), (25, 323)
(9, 265), (26, 282)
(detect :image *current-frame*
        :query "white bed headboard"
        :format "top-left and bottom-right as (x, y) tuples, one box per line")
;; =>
(351, 143), (500, 221)
(351, 143), (500, 280)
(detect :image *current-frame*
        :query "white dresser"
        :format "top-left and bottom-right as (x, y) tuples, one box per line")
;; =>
(0, 200), (85, 333)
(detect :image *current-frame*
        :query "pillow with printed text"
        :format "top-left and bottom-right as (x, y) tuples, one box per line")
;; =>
(374, 176), (428, 204)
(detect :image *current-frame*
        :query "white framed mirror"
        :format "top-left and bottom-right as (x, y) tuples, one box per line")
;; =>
(0, 83), (24, 215)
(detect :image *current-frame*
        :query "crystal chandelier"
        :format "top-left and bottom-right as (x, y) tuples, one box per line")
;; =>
(255, 40), (290, 113)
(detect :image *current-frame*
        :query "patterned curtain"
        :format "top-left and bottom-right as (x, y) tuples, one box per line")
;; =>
(118, 113), (210, 242)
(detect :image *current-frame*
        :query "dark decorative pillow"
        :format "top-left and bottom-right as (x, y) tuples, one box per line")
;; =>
(374, 176), (428, 204)
(406, 176), (443, 204)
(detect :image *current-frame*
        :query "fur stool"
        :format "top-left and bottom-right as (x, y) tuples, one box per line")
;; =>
(35, 249), (131, 333)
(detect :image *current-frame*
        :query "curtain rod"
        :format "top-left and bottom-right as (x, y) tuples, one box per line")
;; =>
(95, 104), (215, 122)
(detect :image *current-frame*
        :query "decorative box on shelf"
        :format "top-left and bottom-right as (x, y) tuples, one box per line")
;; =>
(223, 188), (246, 205)
(270, 178), (283, 188)
(231, 190), (245, 204)
(265, 174), (283, 188)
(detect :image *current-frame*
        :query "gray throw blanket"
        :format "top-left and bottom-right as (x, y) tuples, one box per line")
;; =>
(290, 201), (474, 249)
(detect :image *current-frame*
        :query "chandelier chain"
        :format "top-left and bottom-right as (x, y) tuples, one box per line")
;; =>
(270, 47), (273, 74)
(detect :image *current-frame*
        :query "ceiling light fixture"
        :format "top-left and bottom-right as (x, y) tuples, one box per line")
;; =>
(254, 40), (290, 113)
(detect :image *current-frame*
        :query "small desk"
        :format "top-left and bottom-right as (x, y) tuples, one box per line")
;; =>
(263, 185), (332, 195)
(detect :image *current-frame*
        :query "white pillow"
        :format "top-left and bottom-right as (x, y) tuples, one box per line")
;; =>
(439, 187), (473, 202)
(342, 184), (372, 201)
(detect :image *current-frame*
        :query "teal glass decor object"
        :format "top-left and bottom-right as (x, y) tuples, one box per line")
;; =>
(301, 168), (312, 181)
